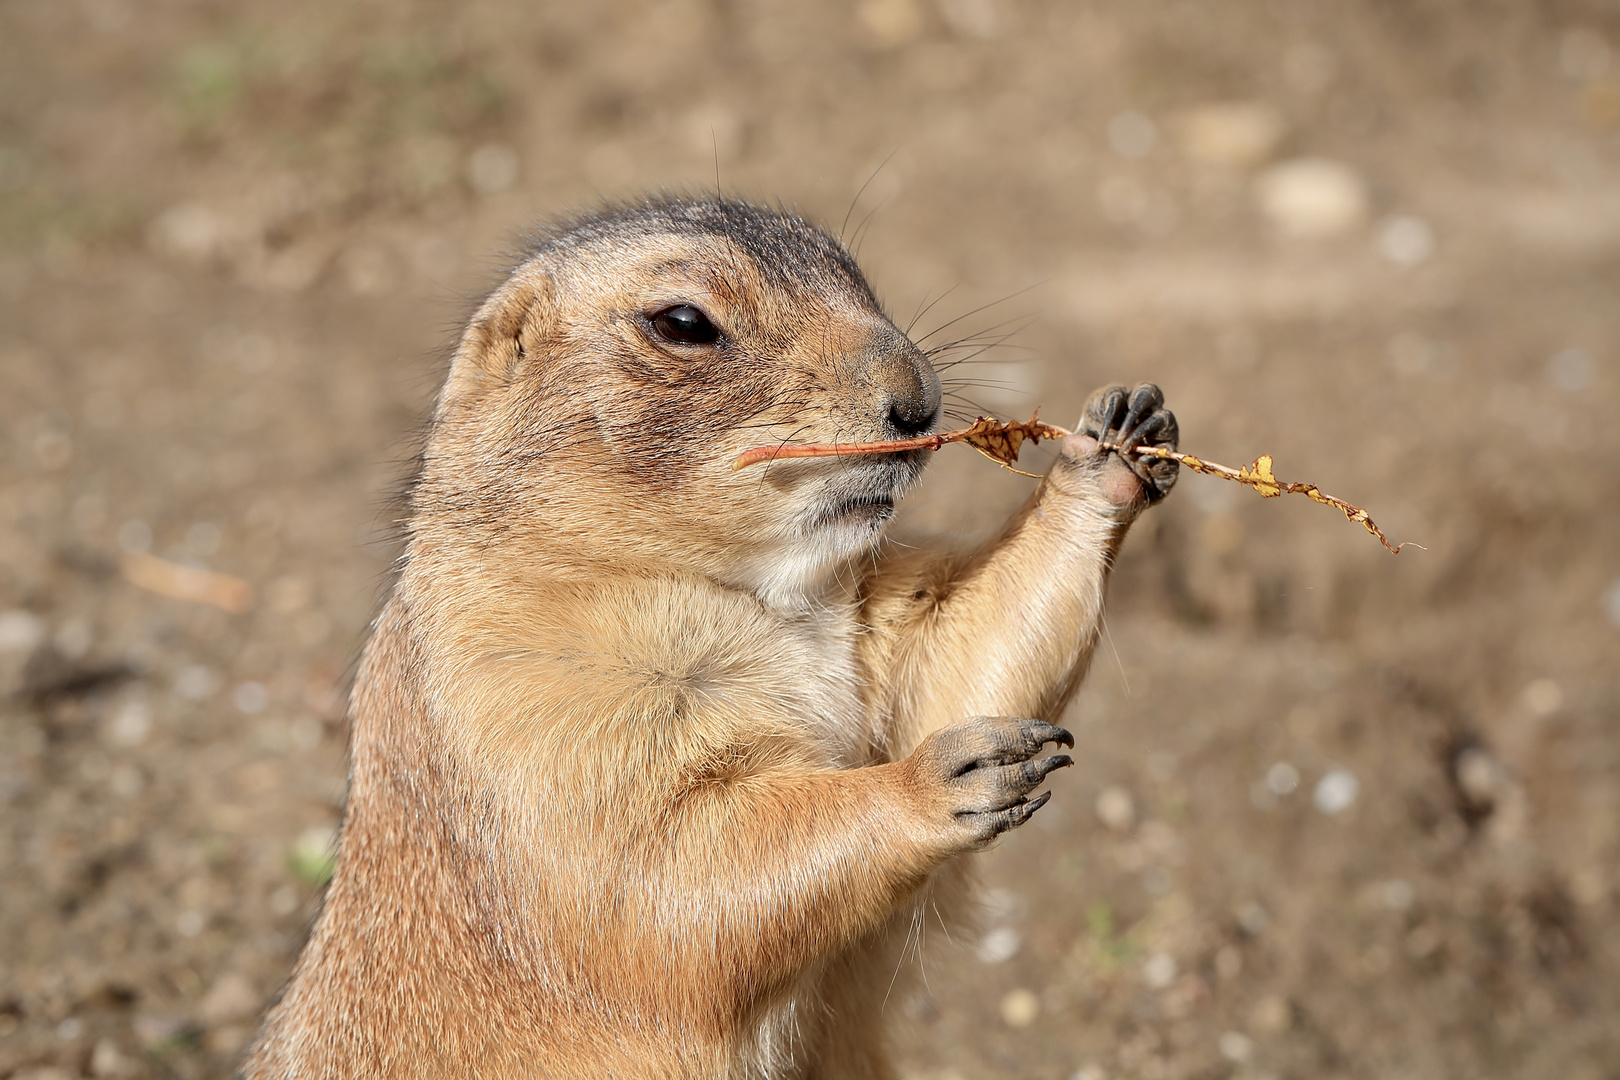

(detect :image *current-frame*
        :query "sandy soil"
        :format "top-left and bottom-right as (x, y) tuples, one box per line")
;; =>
(2, 1), (1618, 1077)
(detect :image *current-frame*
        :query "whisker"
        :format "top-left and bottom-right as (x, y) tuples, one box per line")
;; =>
(912, 282), (1041, 347)
(940, 378), (1019, 392)
(851, 197), (890, 259)
(842, 149), (900, 240)
(755, 422), (817, 489)
(926, 318), (1039, 365)
(905, 285), (958, 337)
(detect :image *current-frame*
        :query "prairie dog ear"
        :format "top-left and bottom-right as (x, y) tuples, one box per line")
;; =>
(439, 270), (556, 412)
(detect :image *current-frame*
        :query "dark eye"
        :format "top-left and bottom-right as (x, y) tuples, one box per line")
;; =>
(650, 304), (721, 346)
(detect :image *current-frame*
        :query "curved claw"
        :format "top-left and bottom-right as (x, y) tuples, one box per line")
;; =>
(1117, 384), (1164, 448)
(1023, 754), (1074, 786)
(1079, 384), (1129, 444)
(1004, 790), (1052, 829)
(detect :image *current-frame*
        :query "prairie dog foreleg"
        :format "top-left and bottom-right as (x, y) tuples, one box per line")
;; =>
(862, 385), (1178, 755)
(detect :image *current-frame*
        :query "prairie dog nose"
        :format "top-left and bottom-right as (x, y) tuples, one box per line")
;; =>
(866, 324), (942, 439)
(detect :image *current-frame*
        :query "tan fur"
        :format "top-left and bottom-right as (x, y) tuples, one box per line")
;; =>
(246, 198), (1167, 1079)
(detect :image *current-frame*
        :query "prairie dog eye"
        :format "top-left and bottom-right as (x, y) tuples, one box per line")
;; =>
(650, 304), (721, 346)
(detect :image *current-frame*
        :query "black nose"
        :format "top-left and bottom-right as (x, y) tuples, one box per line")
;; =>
(864, 322), (942, 439)
(886, 396), (937, 439)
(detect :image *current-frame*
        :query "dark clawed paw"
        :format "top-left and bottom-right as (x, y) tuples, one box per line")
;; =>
(1077, 382), (1180, 501)
(914, 716), (1074, 845)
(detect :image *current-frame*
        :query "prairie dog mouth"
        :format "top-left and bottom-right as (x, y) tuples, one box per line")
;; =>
(801, 454), (922, 532)
(820, 493), (895, 527)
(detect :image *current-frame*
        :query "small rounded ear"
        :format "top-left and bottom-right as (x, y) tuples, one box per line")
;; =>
(439, 270), (555, 412)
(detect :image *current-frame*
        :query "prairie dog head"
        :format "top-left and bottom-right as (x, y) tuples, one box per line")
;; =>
(413, 196), (943, 608)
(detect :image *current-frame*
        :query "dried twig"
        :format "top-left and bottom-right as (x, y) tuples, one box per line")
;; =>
(734, 414), (1416, 554)
(121, 552), (257, 612)
(732, 415), (1069, 476)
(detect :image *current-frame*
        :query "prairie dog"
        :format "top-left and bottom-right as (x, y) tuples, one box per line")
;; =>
(246, 196), (1178, 1079)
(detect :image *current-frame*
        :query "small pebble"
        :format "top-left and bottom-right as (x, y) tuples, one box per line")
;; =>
(90, 1038), (134, 1077)
(1376, 878), (1415, 911)
(1250, 994), (1291, 1034)
(176, 909), (205, 937)
(0, 609), (44, 653)
(105, 700), (152, 747)
(174, 664), (220, 701)
(1255, 158), (1368, 238)
(1454, 747), (1510, 805)
(1142, 952), (1178, 989)
(149, 202), (220, 262)
(1377, 215), (1436, 265)
(234, 680), (270, 715)
(999, 987), (1040, 1027)
(1522, 677), (1564, 717)
(977, 925), (1021, 964)
(1314, 768), (1359, 814)
(1237, 901), (1269, 935)
(1606, 580), (1620, 629)
(1218, 1030), (1254, 1062)
(1107, 111), (1158, 159)
(1095, 786), (1135, 831)
(1266, 762), (1300, 796)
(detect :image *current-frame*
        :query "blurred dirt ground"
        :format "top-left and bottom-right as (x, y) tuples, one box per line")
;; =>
(2, 1), (1618, 1077)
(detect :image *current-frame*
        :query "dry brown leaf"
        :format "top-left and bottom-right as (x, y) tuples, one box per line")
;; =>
(735, 414), (1416, 554)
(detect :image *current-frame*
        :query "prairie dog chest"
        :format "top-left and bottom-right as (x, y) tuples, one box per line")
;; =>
(767, 603), (873, 767)
(457, 575), (880, 770)
(675, 581), (874, 768)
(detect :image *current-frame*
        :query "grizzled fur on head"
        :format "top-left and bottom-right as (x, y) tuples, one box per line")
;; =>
(409, 195), (943, 607)
(523, 196), (880, 304)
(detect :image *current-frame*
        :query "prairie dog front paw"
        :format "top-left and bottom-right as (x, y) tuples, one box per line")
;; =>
(1076, 382), (1180, 504)
(903, 716), (1073, 851)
